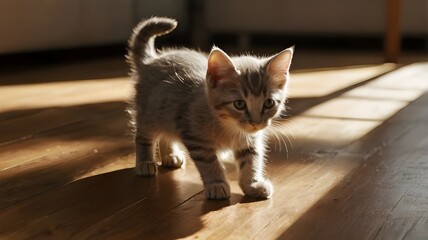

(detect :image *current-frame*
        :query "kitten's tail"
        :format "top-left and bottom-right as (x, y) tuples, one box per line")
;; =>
(127, 17), (177, 68)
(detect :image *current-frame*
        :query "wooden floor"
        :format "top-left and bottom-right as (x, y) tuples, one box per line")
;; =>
(1, 51), (428, 240)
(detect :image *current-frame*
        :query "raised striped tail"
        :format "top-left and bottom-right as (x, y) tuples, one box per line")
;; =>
(127, 17), (177, 70)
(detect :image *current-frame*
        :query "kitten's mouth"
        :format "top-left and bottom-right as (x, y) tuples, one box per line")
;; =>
(241, 123), (266, 133)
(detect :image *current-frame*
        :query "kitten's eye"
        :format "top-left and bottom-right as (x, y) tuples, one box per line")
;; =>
(233, 100), (246, 110)
(264, 99), (275, 109)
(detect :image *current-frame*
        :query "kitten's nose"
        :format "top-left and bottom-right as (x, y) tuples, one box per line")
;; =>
(250, 120), (263, 125)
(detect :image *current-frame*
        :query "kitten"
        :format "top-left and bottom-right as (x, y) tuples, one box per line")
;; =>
(127, 17), (293, 200)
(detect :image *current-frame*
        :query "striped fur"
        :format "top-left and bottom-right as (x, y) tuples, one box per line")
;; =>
(128, 17), (293, 200)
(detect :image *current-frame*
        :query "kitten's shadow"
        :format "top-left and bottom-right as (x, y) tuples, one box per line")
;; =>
(201, 193), (269, 213)
(201, 193), (241, 212)
(239, 195), (271, 204)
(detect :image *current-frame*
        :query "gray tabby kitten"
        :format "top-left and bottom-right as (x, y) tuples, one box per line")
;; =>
(128, 17), (293, 200)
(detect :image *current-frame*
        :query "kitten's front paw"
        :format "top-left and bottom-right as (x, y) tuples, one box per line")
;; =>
(135, 161), (157, 176)
(241, 180), (273, 199)
(161, 154), (185, 168)
(204, 182), (231, 200)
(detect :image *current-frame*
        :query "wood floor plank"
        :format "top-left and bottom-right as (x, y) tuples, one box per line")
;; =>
(288, 151), (425, 240)
(276, 95), (428, 239)
(302, 98), (409, 121)
(375, 185), (428, 240)
(288, 64), (396, 98)
(0, 78), (130, 113)
(0, 109), (127, 171)
(0, 111), (133, 210)
(0, 162), (203, 240)
(0, 168), (138, 239)
(0, 142), (133, 210)
(0, 102), (125, 146)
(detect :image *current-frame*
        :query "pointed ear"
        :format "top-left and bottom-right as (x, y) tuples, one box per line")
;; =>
(266, 46), (294, 88)
(207, 47), (237, 88)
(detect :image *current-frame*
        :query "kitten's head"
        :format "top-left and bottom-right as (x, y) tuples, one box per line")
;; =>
(206, 46), (293, 134)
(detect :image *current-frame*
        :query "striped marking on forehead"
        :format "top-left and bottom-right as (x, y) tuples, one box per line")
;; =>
(241, 70), (268, 97)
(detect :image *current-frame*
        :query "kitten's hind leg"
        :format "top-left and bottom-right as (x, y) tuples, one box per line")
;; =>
(135, 135), (157, 176)
(157, 138), (186, 168)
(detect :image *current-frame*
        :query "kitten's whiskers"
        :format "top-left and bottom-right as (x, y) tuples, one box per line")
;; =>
(267, 120), (297, 159)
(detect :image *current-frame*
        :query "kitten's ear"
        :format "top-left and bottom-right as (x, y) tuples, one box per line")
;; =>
(207, 47), (237, 88)
(266, 46), (294, 88)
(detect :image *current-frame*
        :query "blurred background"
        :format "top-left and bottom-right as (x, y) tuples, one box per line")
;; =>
(0, 0), (427, 71)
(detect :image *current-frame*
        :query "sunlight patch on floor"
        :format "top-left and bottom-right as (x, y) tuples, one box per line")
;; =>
(0, 78), (132, 113)
(283, 116), (382, 151)
(0, 137), (124, 172)
(288, 63), (396, 98)
(74, 154), (135, 181)
(302, 98), (409, 121)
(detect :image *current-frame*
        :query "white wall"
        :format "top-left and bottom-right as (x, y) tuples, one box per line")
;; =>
(206, 0), (428, 35)
(135, 0), (188, 31)
(0, 0), (426, 54)
(0, 0), (134, 54)
(402, 0), (428, 34)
